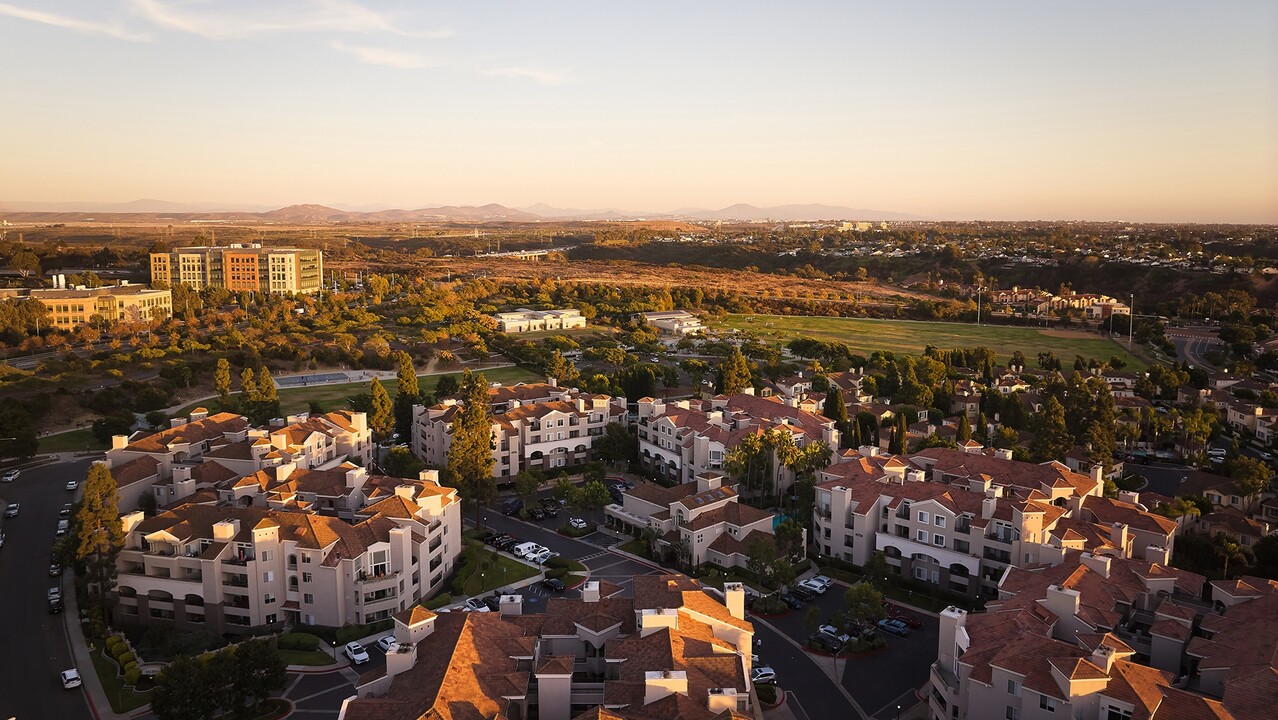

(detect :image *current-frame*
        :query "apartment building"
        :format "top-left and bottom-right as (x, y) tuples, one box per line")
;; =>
(636, 393), (839, 489)
(412, 382), (627, 480)
(493, 308), (587, 333)
(641, 310), (705, 335)
(203, 409), (373, 477)
(813, 447), (1177, 599)
(341, 575), (758, 720)
(149, 243), (323, 294)
(926, 549), (1274, 719)
(113, 470), (461, 635)
(0, 283), (172, 329)
(605, 472), (788, 569)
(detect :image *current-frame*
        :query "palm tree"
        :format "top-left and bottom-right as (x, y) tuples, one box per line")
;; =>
(1214, 534), (1249, 579)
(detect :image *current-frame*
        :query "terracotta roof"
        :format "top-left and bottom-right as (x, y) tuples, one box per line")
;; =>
(123, 412), (248, 453)
(111, 456), (161, 488)
(536, 655), (575, 675)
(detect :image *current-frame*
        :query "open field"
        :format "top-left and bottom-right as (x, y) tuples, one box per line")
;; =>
(717, 314), (1147, 370)
(172, 365), (542, 418)
(39, 427), (108, 454)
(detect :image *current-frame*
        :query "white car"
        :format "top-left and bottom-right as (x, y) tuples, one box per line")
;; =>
(750, 666), (777, 685)
(4, 503), (18, 518)
(798, 578), (828, 595)
(48, 587), (62, 601)
(568, 518), (587, 530)
(375, 635), (396, 652)
(809, 575), (833, 592)
(463, 598), (492, 612)
(61, 668), (82, 689)
(344, 641), (370, 665)
(1, 469), (18, 483)
(65, 480), (78, 492)
(531, 548), (557, 565)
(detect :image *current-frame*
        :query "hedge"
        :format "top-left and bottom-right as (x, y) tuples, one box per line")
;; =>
(335, 619), (395, 646)
(277, 633), (321, 652)
(423, 594), (452, 611)
(122, 661), (138, 674)
(756, 684), (778, 704)
(115, 651), (136, 666)
(123, 668), (142, 686)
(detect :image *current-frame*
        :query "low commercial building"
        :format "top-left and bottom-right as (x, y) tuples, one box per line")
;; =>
(113, 470), (461, 634)
(341, 575), (758, 720)
(493, 308), (587, 333)
(412, 381), (626, 480)
(150, 243), (323, 294)
(641, 310), (704, 335)
(0, 283), (172, 328)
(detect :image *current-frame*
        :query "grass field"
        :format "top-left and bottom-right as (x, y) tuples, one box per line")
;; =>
(40, 427), (108, 454)
(718, 314), (1147, 370)
(173, 365), (542, 418)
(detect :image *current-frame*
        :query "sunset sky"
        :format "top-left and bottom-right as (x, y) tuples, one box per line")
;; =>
(1, 0), (1275, 222)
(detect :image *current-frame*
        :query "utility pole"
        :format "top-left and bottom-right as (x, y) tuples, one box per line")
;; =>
(976, 286), (983, 325)
(1129, 294), (1135, 348)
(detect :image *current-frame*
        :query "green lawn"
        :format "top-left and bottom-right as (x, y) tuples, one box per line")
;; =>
(40, 428), (108, 454)
(717, 314), (1147, 370)
(88, 647), (152, 713)
(453, 541), (540, 596)
(173, 365), (542, 418)
(276, 648), (334, 666)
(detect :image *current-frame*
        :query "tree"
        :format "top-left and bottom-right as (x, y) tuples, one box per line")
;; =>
(383, 446), (425, 478)
(0, 405), (40, 459)
(151, 655), (218, 720)
(823, 386), (849, 427)
(394, 351), (420, 400)
(804, 605), (824, 636)
(745, 535), (794, 590)
(1030, 396), (1072, 463)
(75, 463), (125, 602)
(435, 374), (460, 398)
(214, 358), (232, 402)
(513, 471), (541, 510)
(842, 582), (885, 626)
(593, 422), (638, 466)
(888, 413), (907, 454)
(574, 479), (612, 525)
(257, 366), (278, 402)
(8, 249), (41, 278)
(231, 638), (286, 714)
(1214, 534), (1249, 579)
(240, 367), (259, 402)
(366, 274), (391, 304)
(1226, 456), (1273, 510)
(369, 379), (395, 442)
(957, 415), (972, 442)
(448, 370), (497, 527)
(545, 350), (579, 385)
(719, 345), (753, 395)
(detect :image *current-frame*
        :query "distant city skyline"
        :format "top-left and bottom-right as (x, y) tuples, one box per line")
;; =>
(1, 1), (1275, 223)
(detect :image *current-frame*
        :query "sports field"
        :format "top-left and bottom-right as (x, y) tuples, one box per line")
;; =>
(717, 314), (1146, 370)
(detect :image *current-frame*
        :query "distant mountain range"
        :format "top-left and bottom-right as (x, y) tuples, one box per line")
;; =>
(0, 200), (922, 223)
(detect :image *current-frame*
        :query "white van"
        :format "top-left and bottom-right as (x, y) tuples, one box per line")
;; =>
(511, 542), (541, 559)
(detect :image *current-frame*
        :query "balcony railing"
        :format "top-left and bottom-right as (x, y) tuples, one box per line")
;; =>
(816, 508), (832, 521)
(223, 575), (248, 587)
(985, 531), (1014, 545)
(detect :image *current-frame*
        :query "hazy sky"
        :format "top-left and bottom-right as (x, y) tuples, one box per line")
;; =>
(1, 1), (1275, 222)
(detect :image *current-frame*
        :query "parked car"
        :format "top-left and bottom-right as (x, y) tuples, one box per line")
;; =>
(60, 668), (82, 689)
(0, 531), (5, 548)
(48, 587), (62, 602)
(878, 618), (912, 637)
(375, 635), (396, 652)
(1, 469), (19, 483)
(480, 531), (498, 543)
(65, 480), (78, 491)
(817, 624), (851, 644)
(540, 503), (560, 517)
(59, 504), (72, 518)
(56, 519), (69, 537)
(568, 517), (588, 530)
(344, 642), (370, 664)
(778, 592), (804, 609)
(511, 542), (542, 559)
(797, 578), (827, 595)
(750, 666), (777, 685)
(530, 548), (557, 565)
(885, 603), (923, 629)
(541, 577), (565, 592)
(809, 575), (833, 592)
(809, 631), (846, 653)
(4, 502), (18, 517)
(49, 598), (63, 614)
(49, 564), (62, 576)
(463, 598), (492, 612)
(482, 594), (502, 612)
(501, 500), (523, 516)
(790, 585), (816, 602)
(528, 507), (546, 521)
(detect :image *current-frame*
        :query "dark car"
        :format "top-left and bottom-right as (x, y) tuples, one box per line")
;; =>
(502, 500), (523, 516)
(528, 507), (546, 521)
(495, 537), (518, 551)
(541, 578), (565, 592)
(483, 594), (503, 611)
(808, 630), (845, 653)
(885, 603), (923, 629)
(480, 531), (497, 543)
(540, 503), (560, 517)
(48, 598), (63, 614)
(779, 592), (804, 609)
(790, 586), (816, 602)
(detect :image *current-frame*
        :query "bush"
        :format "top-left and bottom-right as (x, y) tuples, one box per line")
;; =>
(115, 651), (136, 666)
(122, 660), (138, 674)
(752, 595), (789, 614)
(756, 683), (778, 704)
(335, 619), (395, 646)
(423, 594), (452, 610)
(106, 636), (125, 654)
(123, 668), (142, 686)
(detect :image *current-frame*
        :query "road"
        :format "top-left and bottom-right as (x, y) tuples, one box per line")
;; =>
(1167, 327), (1222, 370)
(0, 457), (95, 720)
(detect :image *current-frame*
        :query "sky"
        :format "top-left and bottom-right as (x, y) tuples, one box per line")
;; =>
(0, 0), (1275, 223)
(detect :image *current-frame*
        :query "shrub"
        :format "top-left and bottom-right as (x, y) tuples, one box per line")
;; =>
(756, 683), (778, 704)
(123, 668), (142, 686)
(106, 635), (125, 652)
(423, 594), (452, 610)
(122, 661), (138, 674)
(115, 651), (136, 666)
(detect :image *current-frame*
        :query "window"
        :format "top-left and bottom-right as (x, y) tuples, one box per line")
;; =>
(264, 593), (276, 604)
(265, 613), (278, 624)
(916, 529), (930, 544)
(302, 572), (312, 583)
(1039, 695), (1058, 712)
(304, 593), (314, 605)
(1007, 679), (1021, 697)
(261, 550), (272, 562)
(1105, 709), (1132, 720)
(914, 567), (927, 581)
(263, 571), (274, 583)
(934, 534), (946, 547)
(918, 511), (930, 524)
(934, 516), (946, 528)
(1005, 707), (1020, 720)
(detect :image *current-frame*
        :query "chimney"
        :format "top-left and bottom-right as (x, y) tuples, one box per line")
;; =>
(1146, 544), (1171, 565)
(418, 469), (440, 484)
(1090, 464), (1104, 485)
(112, 434), (130, 451)
(548, 377), (557, 387)
(499, 594), (523, 616)
(394, 484), (416, 500)
(993, 448), (1013, 461)
(169, 417), (188, 429)
(121, 510), (146, 534)
(1043, 584), (1082, 623)
(581, 581), (601, 603)
(644, 670), (688, 705)
(275, 463), (296, 483)
(1117, 490), (1140, 506)
(346, 465), (366, 489)
(1109, 523), (1130, 556)
(384, 641), (416, 679)
(1080, 552), (1112, 578)
(576, 397), (586, 412)
(981, 496), (998, 520)
(213, 518), (241, 541)
(723, 582), (745, 620)
(1090, 643), (1117, 674)
(189, 407), (209, 422)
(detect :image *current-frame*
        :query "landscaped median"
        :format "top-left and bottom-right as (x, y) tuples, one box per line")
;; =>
(88, 641), (153, 713)
(453, 540), (541, 596)
(274, 632), (333, 666)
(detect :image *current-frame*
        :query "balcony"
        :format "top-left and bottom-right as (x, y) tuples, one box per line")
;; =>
(955, 521), (972, 535)
(223, 575), (248, 587)
(816, 507), (832, 521)
(985, 531), (1014, 545)
(895, 508), (910, 519)
(982, 548), (1012, 564)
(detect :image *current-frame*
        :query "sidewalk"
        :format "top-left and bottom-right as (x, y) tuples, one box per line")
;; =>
(62, 572), (138, 720)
